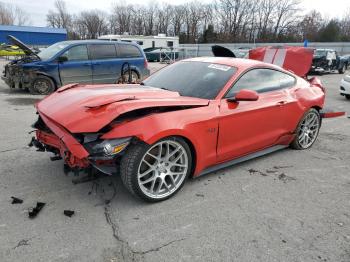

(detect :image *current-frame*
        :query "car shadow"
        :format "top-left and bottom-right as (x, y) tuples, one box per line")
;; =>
(6, 97), (42, 106)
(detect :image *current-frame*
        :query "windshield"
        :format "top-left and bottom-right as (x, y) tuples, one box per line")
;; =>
(314, 50), (327, 57)
(143, 61), (236, 99)
(38, 42), (71, 60)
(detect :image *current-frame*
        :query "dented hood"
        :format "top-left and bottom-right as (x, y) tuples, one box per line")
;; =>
(7, 35), (39, 58)
(249, 46), (314, 77)
(36, 84), (209, 133)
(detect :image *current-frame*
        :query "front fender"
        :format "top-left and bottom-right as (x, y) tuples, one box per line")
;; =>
(101, 105), (219, 176)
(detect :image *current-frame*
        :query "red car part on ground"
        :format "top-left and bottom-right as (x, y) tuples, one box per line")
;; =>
(30, 47), (345, 201)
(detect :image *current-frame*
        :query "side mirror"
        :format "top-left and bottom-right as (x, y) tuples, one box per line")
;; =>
(227, 89), (259, 102)
(58, 56), (68, 63)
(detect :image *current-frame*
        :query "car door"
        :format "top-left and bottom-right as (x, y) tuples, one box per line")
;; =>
(89, 44), (121, 84)
(58, 44), (92, 85)
(217, 68), (296, 162)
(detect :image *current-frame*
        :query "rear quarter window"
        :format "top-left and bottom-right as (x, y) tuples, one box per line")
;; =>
(118, 44), (142, 58)
(89, 44), (117, 60)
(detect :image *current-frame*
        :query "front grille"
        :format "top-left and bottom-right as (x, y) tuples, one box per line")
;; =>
(32, 116), (52, 133)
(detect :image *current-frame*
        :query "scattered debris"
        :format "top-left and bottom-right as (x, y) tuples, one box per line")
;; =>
(336, 222), (344, 227)
(133, 217), (140, 220)
(13, 239), (30, 249)
(28, 202), (45, 219)
(11, 196), (23, 204)
(282, 239), (287, 243)
(278, 173), (296, 183)
(195, 193), (204, 197)
(247, 168), (267, 176)
(273, 165), (293, 169)
(266, 169), (277, 174)
(63, 210), (75, 217)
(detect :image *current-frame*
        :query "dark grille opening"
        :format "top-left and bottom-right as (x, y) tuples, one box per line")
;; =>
(32, 116), (52, 133)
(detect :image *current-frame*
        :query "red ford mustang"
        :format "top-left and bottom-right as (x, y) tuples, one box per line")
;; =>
(31, 47), (340, 202)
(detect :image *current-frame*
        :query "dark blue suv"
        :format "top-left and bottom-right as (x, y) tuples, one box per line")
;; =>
(2, 36), (150, 94)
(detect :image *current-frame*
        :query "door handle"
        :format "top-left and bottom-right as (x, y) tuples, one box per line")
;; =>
(92, 62), (101, 65)
(83, 63), (90, 66)
(276, 101), (287, 106)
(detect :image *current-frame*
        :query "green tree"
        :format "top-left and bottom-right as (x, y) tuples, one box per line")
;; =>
(318, 19), (341, 42)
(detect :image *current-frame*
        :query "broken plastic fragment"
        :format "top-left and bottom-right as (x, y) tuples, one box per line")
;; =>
(63, 210), (74, 217)
(28, 202), (45, 219)
(11, 196), (23, 204)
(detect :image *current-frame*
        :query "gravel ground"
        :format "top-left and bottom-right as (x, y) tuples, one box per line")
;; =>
(0, 59), (349, 262)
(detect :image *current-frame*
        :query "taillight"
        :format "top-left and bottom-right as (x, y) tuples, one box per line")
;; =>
(144, 59), (148, 69)
(309, 76), (325, 92)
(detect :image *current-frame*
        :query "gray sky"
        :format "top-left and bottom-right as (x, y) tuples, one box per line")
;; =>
(6, 0), (350, 27)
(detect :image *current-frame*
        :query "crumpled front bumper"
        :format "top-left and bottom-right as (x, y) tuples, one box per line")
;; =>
(34, 112), (90, 169)
(2, 65), (32, 89)
(31, 111), (128, 176)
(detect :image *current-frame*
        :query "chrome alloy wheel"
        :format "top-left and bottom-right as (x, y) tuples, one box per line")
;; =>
(137, 140), (189, 199)
(297, 111), (320, 148)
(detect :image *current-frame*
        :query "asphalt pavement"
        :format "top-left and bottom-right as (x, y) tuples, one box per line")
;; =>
(0, 59), (349, 262)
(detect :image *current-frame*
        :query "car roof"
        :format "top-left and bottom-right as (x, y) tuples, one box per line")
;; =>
(56, 39), (140, 47)
(183, 57), (283, 71)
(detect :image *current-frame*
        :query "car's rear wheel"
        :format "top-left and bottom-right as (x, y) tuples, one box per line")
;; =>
(117, 70), (140, 84)
(339, 64), (346, 74)
(290, 108), (321, 150)
(29, 76), (55, 95)
(120, 137), (192, 202)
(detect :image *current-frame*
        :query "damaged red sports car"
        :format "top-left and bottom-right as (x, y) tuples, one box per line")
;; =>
(31, 47), (335, 202)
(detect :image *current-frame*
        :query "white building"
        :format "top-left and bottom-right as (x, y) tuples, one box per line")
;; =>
(98, 34), (179, 50)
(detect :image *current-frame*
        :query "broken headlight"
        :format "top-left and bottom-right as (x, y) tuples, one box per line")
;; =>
(84, 137), (131, 157)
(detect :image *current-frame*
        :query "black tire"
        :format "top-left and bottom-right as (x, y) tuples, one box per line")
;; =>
(339, 64), (346, 74)
(290, 108), (321, 150)
(345, 94), (350, 100)
(29, 76), (55, 95)
(117, 70), (140, 84)
(120, 137), (192, 202)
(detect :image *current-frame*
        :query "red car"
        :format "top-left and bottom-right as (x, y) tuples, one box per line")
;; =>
(31, 47), (338, 202)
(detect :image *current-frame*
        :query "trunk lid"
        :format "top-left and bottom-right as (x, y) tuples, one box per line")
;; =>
(249, 46), (314, 77)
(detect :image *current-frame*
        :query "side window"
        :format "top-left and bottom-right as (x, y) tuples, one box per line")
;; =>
(89, 44), (117, 60)
(62, 45), (88, 61)
(226, 68), (295, 97)
(118, 44), (142, 58)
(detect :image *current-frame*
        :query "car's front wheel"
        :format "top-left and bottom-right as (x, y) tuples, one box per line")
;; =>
(290, 108), (321, 150)
(345, 94), (350, 100)
(29, 76), (55, 95)
(120, 137), (192, 202)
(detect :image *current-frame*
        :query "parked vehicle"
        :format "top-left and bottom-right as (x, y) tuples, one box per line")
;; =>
(310, 49), (347, 74)
(0, 43), (25, 57)
(340, 75), (350, 100)
(144, 47), (179, 62)
(29, 46), (344, 202)
(2, 35), (150, 95)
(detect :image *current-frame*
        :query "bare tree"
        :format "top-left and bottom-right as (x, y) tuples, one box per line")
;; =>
(0, 1), (30, 25)
(78, 10), (108, 39)
(46, 0), (72, 29)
